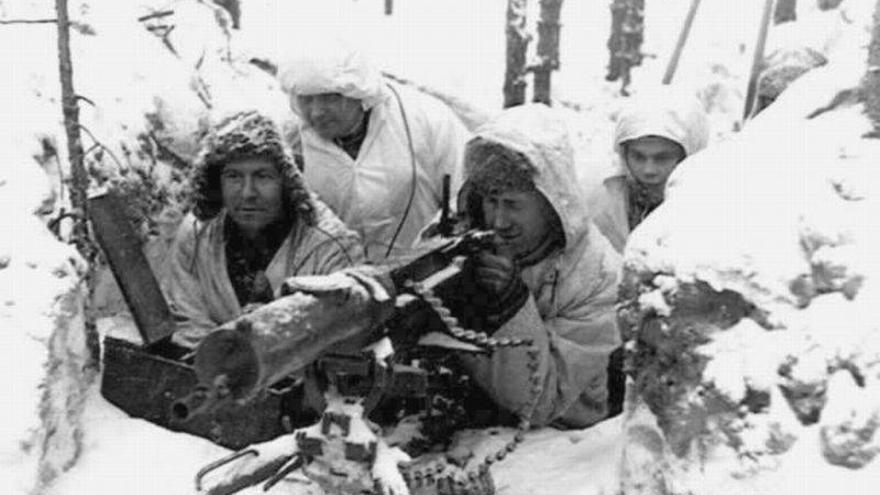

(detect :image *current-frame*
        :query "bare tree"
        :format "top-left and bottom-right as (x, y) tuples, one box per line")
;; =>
(606, 0), (644, 95)
(213, 0), (241, 29)
(533, 0), (564, 104)
(504, 0), (529, 108)
(775, 0), (797, 24)
(662, 0), (701, 85)
(818, 0), (845, 10)
(864, 0), (880, 136)
(742, 0), (775, 121)
(56, 0), (90, 259)
(55, 0), (99, 365)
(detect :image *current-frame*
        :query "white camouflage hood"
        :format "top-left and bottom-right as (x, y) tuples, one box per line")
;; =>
(612, 89), (710, 159)
(464, 104), (590, 250)
(276, 39), (387, 115)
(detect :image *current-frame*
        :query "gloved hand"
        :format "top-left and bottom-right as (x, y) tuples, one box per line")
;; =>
(474, 252), (519, 297)
(473, 251), (529, 323)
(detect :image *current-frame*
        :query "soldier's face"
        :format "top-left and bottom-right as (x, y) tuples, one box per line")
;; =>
(221, 157), (284, 238)
(294, 92), (365, 141)
(623, 136), (686, 187)
(481, 188), (555, 258)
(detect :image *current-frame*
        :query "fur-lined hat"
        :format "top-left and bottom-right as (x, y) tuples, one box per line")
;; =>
(465, 137), (538, 195)
(189, 110), (314, 224)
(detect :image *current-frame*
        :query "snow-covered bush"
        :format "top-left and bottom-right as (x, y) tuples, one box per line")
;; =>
(617, 2), (880, 493)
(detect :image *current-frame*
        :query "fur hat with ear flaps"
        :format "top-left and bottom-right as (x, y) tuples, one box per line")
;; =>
(189, 110), (315, 224)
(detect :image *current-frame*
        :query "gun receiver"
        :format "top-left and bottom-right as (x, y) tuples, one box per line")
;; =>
(389, 229), (494, 291)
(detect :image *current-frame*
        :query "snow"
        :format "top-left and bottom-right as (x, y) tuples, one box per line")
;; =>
(618, 0), (880, 491)
(450, 417), (625, 495)
(46, 385), (229, 495)
(3, 0), (878, 493)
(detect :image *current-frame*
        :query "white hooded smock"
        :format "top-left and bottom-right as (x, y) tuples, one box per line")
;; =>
(588, 91), (709, 253)
(278, 43), (470, 263)
(459, 105), (622, 429)
(165, 199), (363, 348)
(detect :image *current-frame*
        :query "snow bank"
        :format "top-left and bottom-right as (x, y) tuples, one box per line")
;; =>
(0, 1), (299, 492)
(617, 1), (880, 493)
(0, 91), (88, 493)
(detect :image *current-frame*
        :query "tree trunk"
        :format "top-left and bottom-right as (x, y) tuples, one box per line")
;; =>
(606, 0), (645, 95)
(55, 0), (99, 367)
(864, 0), (880, 136)
(742, 0), (775, 122)
(818, 0), (845, 10)
(56, 0), (88, 255)
(213, 0), (241, 29)
(504, 0), (529, 108)
(533, 0), (564, 105)
(775, 0), (797, 24)
(662, 0), (701, 85)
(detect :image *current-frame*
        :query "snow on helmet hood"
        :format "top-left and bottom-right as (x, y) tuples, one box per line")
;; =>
(465, 104), (590, 250)
(276, 39), (387, 116)
(612, 89), (709, 158)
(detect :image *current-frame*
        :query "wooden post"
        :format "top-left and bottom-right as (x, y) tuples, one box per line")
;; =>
(662, 0), (701, 85)
(504, 0), (529, 108)
(533, 0), (564, 105)
(864, 0), (880, 136)
(774, 0), (797, 24)
(742, 0), (775, 122)
(606, 0), (645, 95)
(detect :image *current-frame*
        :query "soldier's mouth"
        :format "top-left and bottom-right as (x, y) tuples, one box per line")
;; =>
(495, 234), (519, 246)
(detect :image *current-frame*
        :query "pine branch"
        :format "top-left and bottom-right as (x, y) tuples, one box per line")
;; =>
(0, 18), (57, 25)
(137, 10), (173, 22)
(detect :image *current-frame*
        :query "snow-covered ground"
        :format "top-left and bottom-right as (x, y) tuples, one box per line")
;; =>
(2, 0), (876, 493)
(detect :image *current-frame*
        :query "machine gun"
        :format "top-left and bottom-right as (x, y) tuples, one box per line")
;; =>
(180, 227), (530, 495)
(170, 228), (499, 424)
(185, 224), (543, 495)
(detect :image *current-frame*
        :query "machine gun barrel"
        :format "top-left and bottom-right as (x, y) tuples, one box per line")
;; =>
(170, 378), (233, 422)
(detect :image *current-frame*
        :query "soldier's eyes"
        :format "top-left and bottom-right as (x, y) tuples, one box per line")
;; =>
(629, 152), (646, 161)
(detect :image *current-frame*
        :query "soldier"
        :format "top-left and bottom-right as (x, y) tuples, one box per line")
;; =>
(165, 110), (363, 349)
(276, 40), (470, 263)
(588, 91), (710, 253)
(450, 104), (622, 428)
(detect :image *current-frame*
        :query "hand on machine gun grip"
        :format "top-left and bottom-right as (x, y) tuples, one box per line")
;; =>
(474, 251), (520, 298)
